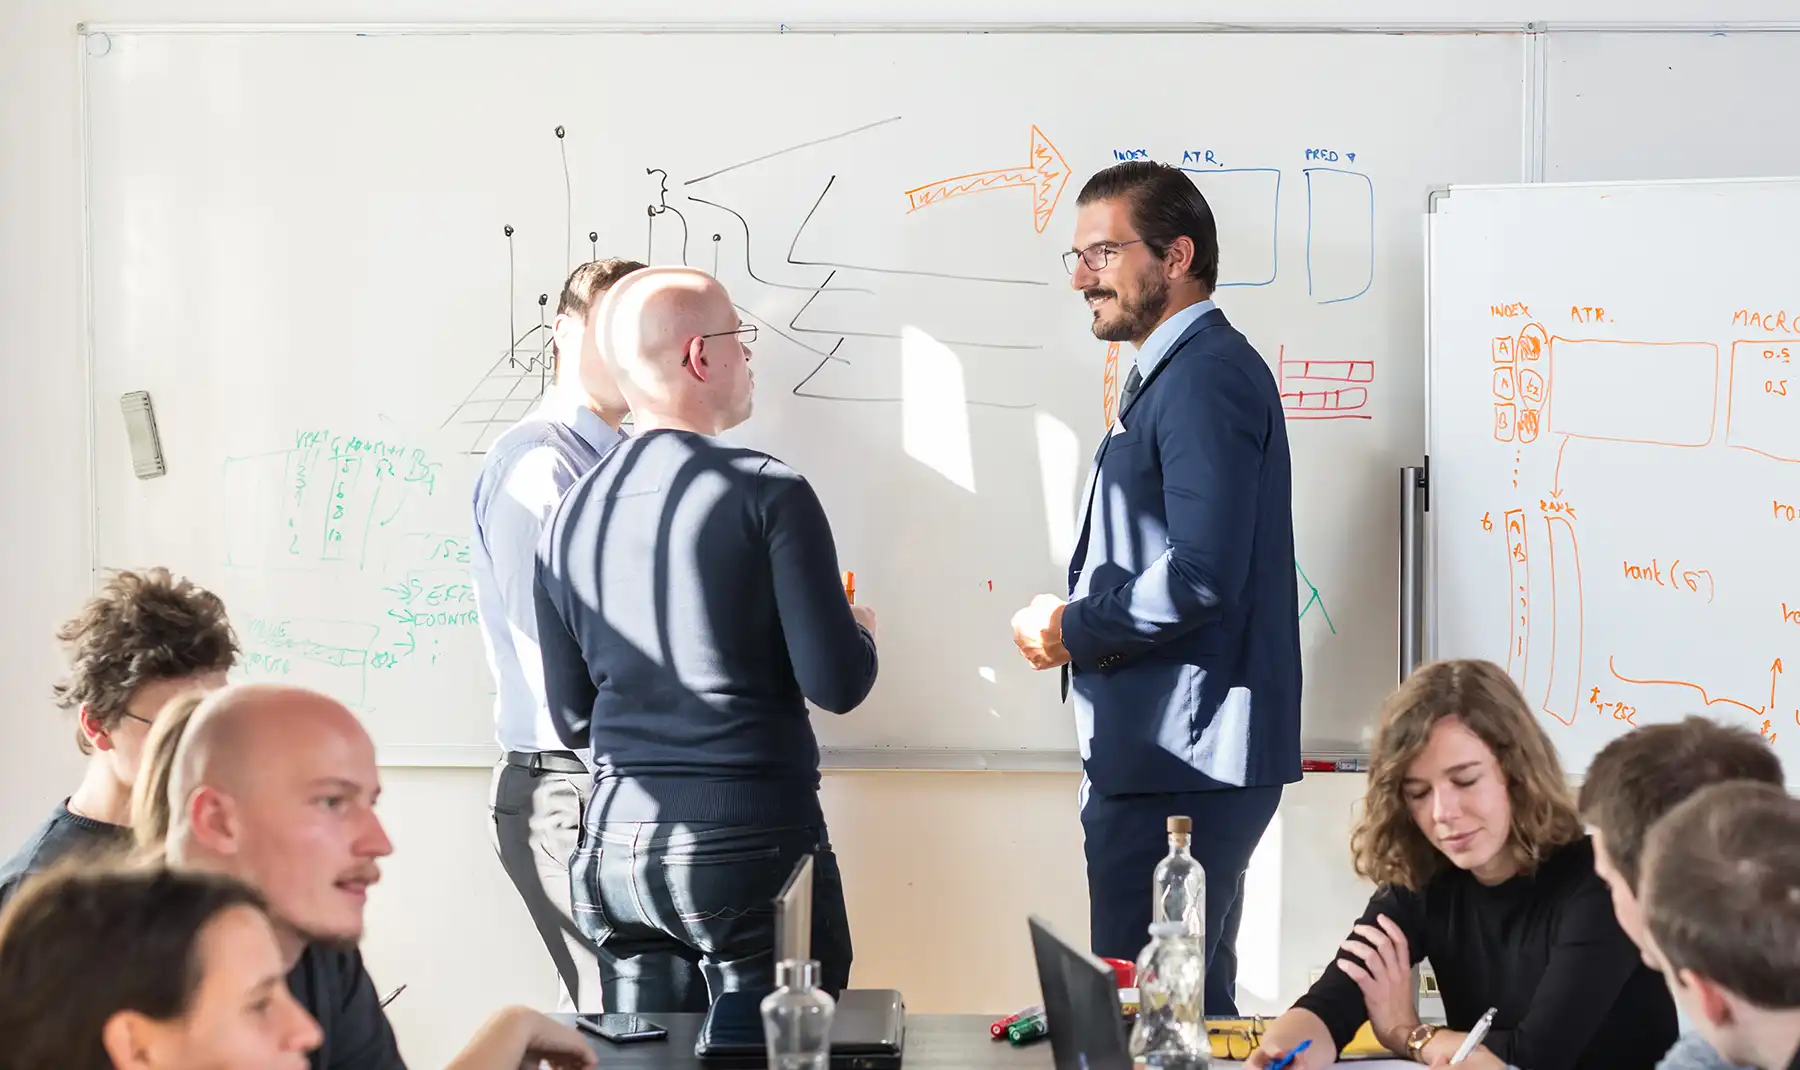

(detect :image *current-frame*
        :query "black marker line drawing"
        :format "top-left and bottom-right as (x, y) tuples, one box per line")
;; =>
(555, 125), (571, 272)
(671, 130), (1042, 407)
(788, 175), (1047, 288)
(451, 120), (1048, 435)
(683, 115), (904, 187)
(441, 225), (559, 454)
(685, 192), (870, 295)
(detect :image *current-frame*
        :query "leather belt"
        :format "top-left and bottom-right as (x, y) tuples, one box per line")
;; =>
(501, 750), (587, 774)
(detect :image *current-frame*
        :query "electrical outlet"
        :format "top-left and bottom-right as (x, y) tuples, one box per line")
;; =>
(1419, 968), (1440, 998)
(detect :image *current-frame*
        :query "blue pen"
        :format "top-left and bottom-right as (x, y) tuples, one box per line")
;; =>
(1267, 1038), (1312, 1070)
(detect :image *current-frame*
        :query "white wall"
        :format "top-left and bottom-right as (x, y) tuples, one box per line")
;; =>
(7, 1), (1797, 1066)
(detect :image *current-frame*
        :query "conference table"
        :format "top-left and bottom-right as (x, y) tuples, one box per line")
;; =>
(555, 1012), (1416, 1068)
(558, 1013), (1046, 1068)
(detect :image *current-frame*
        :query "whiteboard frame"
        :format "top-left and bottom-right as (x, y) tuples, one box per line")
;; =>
(75, 20), (1800, 35)
(377, 745), (1092, 771)
(75, 20), (1538, 771)
(1421, 173), (1800, 702)
(76, 21), (1538, 36)
(376, 744), (1374, 771)
(92, 20), (1800, 769)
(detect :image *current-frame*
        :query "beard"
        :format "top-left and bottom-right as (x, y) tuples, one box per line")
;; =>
(1084, 266), (1170, 343)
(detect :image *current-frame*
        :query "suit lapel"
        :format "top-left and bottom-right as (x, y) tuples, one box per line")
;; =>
(1067, 308), (1228, 589)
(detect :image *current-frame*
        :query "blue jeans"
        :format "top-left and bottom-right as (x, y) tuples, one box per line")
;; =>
(570, 821), (853, 1013)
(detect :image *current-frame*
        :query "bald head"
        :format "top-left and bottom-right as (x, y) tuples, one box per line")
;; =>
(598, 266), (756, 433)
(170, 684), (367, 808)
(137, 682), (391, 958)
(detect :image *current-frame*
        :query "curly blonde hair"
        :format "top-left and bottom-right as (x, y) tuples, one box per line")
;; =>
(1349, 658), (1582, 891)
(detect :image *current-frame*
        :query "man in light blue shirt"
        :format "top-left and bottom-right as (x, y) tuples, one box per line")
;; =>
(470, 256), (644, 1012)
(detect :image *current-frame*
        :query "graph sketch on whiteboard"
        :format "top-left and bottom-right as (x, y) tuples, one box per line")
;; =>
(442, 224), (558, 455)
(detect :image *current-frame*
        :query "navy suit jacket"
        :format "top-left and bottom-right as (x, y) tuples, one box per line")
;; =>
(1062, 306), (1302, 795)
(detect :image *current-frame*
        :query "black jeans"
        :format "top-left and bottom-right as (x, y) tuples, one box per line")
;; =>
(571, 821), (853, 1013)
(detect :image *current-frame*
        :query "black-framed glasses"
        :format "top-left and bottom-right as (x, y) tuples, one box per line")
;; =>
(685, 323), (758, 366)
(119, 711), (154, 728)
(700, 324), (757, 346)
(1064, 239), (1144, 274)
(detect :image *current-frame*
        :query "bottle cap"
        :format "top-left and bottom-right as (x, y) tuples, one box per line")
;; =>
(774, 958), (823, 990)
(1167, 815), (1192, 834)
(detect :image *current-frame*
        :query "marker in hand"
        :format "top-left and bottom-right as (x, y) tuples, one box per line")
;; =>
(843, 571), (855, 604)
(1267, 1038), (1311, 1070)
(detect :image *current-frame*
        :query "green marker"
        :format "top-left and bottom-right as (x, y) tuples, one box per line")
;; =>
(1007, 1012), (1049, 1044)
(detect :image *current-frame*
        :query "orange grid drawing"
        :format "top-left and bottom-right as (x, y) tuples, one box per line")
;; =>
(1279, 345), (1374, 420)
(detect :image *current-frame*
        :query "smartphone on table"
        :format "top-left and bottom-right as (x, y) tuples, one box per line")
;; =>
(574, 1012), (669, 1044)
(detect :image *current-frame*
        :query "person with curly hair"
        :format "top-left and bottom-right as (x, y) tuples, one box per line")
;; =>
(1246, 659), (1676, 1070)
(0, 568), (238, 907)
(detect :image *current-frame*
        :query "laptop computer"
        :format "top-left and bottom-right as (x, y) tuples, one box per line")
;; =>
(1028, 914), (1135, 1070)
(695, 853), (906, 1068)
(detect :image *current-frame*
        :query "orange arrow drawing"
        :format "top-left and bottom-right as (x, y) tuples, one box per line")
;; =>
(904, 125), (1070, 234)
(1102, 342), (1121, 428)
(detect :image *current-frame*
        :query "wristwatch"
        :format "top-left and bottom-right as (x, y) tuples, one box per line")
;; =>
(1405, 1023), (1440, 1062)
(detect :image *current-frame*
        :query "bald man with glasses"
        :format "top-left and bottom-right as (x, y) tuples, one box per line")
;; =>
(533, 266), (878, 1013)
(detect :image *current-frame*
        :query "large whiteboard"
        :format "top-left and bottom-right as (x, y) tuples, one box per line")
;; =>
(1428, 177), (1800, 777)
(83, 27), (1523, 763)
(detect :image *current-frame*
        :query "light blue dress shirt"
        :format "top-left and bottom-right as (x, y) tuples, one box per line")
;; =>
(469, 392), (623, 754)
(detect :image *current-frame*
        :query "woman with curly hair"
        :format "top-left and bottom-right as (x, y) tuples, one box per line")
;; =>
(1246, 659), (1676, 1070)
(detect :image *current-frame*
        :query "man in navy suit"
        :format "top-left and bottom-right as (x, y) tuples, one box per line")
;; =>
(1012, 160), (1302, 1016)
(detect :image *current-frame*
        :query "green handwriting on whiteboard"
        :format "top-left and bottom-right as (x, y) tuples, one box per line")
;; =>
(223, 429), (448, 572)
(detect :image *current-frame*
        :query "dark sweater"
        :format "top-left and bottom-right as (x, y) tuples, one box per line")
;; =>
(1293, 836), (1675, 1070)
(534, 429), (877, 826)
(0, 802), (131, 910)
(288, 943), (406, 1070)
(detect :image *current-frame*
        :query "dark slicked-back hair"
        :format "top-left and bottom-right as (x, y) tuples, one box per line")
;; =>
(552, 257), (648, 360)
(1075, 161), (1219, 291)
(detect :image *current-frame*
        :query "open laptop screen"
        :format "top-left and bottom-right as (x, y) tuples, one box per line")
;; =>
(773, 852), (813, 967)
(1028, 914), (1133, 1070)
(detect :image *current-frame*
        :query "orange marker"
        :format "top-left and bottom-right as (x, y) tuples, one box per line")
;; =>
(843, 571), (856, 604)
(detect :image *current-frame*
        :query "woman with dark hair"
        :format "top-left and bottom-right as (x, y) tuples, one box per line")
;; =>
(0, 862), (320, 1070)
(1246, 659), (1676, 1070)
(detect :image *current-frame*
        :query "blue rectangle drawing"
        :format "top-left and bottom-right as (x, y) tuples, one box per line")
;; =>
(1182, 167), (1280, 287)
(1304, 168), (1374, 304)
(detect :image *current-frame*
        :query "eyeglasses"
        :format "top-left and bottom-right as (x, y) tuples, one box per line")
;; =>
(1064, 239), (1144, 274)
(684, 323), (758, 366)
(1207, 1019), (1270, 1061)
(119, 711), (154, 728)
(701, 324), (757, 346)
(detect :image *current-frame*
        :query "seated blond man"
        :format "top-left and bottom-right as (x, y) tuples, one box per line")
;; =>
(133, 682), (595, 1070)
